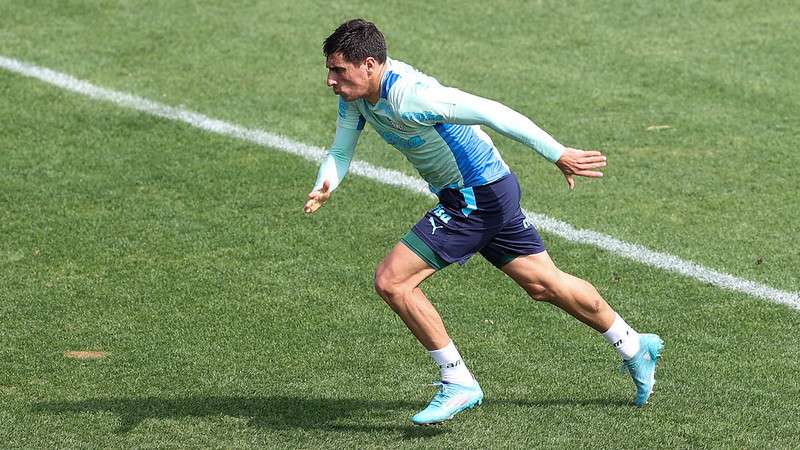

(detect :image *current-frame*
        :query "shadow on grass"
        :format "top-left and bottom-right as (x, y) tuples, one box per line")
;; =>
(32, 395), (447, 439)
(32, 394), (631, 439)
(494, 397), (630, 408)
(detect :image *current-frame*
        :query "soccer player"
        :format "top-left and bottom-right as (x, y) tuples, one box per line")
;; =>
(305, 19), (663, 425)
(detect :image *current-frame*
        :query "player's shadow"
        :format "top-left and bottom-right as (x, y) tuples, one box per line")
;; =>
(32, 395), (447, 439)
(495, 397), (630, 408)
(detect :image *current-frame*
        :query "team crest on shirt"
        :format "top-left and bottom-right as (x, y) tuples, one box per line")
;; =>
(374, 103), (407, 130)
(386, 118), (404, 129)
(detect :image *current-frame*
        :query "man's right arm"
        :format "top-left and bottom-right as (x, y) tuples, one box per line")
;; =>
(304, 99), (365, 214)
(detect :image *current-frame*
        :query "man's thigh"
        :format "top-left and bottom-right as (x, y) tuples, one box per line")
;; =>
(376, 241), (438, 288)
(499, 250), (560, 287)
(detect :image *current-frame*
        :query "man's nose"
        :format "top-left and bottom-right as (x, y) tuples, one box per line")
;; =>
(326, 75), (336, 87)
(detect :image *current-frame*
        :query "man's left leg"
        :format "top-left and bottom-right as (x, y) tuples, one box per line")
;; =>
(500, 251), (664, 407)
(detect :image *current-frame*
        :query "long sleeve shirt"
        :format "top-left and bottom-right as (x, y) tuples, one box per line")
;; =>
(313, 57), (565, 194)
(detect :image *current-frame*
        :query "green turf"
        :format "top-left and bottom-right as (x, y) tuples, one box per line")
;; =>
(1, 1), (799, 447)
(2, 0), (797, 291)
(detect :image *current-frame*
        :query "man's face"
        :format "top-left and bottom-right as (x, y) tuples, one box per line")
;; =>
(325, 53), (370, 101)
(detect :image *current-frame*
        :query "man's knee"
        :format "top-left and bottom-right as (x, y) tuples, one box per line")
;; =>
(528, 273), (603, 313)
(374, 243), (434, 305)
(374, 264), (404, 302)
(527, 282), (553, 301)
(526, 272), (567, 302)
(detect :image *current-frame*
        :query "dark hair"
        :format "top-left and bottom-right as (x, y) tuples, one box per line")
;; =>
(323, 19), (387, 64)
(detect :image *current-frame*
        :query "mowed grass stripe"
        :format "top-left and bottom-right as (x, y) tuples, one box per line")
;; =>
(2, 54), (798, 310)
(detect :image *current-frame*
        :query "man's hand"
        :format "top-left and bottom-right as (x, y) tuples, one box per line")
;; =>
(304, 180), (332, 214)
(555, 147), (607, 190)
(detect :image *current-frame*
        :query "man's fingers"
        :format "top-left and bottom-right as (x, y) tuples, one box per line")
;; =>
(577, 161), (607, 170)
(304, 199), (320, 214)
(304, 186), (332, 214)
(558, 149), (606, 188)
(575, 170), (604, 178)
(579, 155), (607, 164)
(321, 179), (331, 193)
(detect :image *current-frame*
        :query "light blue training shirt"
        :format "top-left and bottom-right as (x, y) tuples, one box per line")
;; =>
(313, 58), (565, 194)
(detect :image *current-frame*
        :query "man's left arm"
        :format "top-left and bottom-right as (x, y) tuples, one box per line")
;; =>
(400, 86), (607, 189)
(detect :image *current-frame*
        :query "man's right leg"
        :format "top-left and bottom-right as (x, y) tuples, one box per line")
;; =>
(374, 241), (483, 424)
(374, 242), (446, 350)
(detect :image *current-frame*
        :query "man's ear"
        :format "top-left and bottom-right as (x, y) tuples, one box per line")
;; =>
(364, 57), (377, 75)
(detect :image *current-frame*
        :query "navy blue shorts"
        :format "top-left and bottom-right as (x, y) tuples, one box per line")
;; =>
(407, 173), (545, 269)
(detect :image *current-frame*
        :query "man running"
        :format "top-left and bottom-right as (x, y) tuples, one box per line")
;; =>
(304, 18), (663, 425)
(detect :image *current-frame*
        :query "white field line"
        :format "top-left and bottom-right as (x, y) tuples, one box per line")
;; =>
(2, 55), (798, 310)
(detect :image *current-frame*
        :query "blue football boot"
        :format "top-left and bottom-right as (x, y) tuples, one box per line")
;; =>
(411, 380), (484, 425)
(623, 333), (664, 407)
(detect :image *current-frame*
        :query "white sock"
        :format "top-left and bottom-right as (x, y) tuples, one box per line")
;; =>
(602, 313), (641, 360)
(429, 340), (474, 385)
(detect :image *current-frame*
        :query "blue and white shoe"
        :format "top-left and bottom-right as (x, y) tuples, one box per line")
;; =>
(623, 333), (664, 407)
(411, 380), (484, 425)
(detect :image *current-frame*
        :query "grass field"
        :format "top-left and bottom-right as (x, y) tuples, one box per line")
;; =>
(2, 0), (799, 447)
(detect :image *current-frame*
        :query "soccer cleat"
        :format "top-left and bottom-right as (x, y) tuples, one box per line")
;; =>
(411, 380), (484, 425)
(623, 333), (664, 407)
